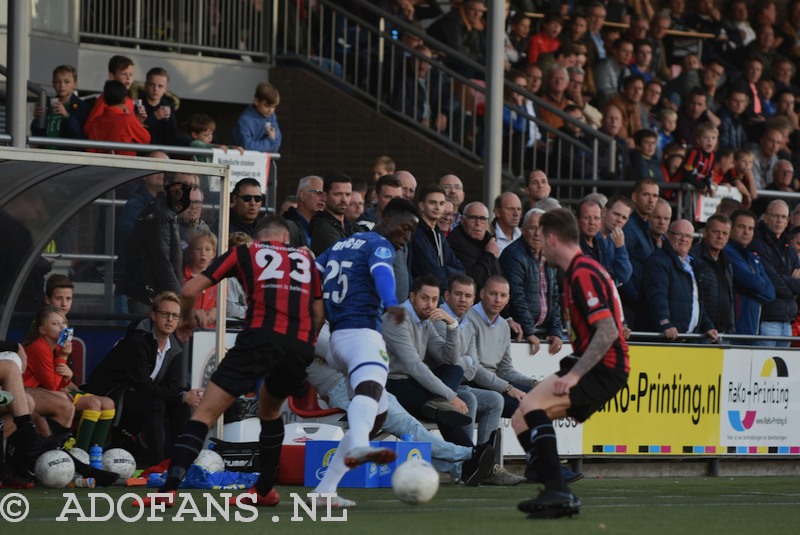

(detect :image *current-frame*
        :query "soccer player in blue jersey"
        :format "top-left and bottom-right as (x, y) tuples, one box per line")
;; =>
(311, 197), (420, 508)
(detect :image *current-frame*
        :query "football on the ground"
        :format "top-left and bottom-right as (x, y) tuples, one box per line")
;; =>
(392, 459), (439, 505)
(70, 447), (90, 465)
(34, 449), (75, 488)
(102, 448), (137, 478)
(194, 449), (225, 473)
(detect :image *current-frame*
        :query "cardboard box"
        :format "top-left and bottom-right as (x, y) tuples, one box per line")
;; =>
(304, 440), (380, 488)
(278, 423), (345, 485)
(378, 440), (432, 488)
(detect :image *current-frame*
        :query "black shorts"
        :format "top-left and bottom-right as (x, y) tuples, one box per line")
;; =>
(557, 356), (628, 423)
(210, 329), (314, 400)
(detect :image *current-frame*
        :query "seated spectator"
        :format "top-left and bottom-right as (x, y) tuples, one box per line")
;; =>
(565, 66), (602, 129)
(595, 103), (632, 181)
(594, 37), (633, 106)
(358, 174), (403, 231)
(674, 87), (720, 146)
(690, 214), (735, 334)
(758, 79), (777, 117)
(227, 177), (265, 237)
(772, 57), (799, 96)
(501, 71), (530, 176)
(447, 202), (500, 294)
(397, 170), (417, 201)
(84, 291), (203, 467)
(538, 64), (573, 133)
(664, 59), (724, 112)
(629, 39), (655, 84)
(347, 190), (365, 222)
(231, 82), (281, 153)
(641, 80), (663, 130)
(178, 184), (210, 251)
(505, 12), (530, 69)
(524, 169), (551, 210)
(725, 0), (756, 48)
(745, 24), (778, 77)
(752, 160), (798, 215)
(185, 113), (244, 162)
(498, 208), (562, 354)
(83, 55), (140, 136)
(555, 104), (594, 182)
(717, 88), (749, 152)
(672, 122), (718, 194)
(392, 45), (452, 135)
(371, 155), (395, 182)
(749, 127), (783, 189)
(439, 174), (465, 231)
(427, 0), (486, 77)
(775, 90), (800, 131)
(23, 306), (116, 451)
(642, 219), (719, 341)
(528, 11), (563, 65)
(750, 200), (800, 347)
(141, 67), (178, 146)
(724, 209), (775, 340)
(608, 75), (645, 142)
(648, 13), (671, 82)
(86, 80), (151, 156)
(582, 1), (608, 62)
(410, 184), (465, 289)
(284, 175), (325, 247)
(310, 172), (361, 255)
(183, 229), (218, 329)
(656, 109), (677, 155)
(439, 200), (455, 236)
(31, 65), (90, 141)
(225, 232), (252, 322)
(630, 129), (663, 183)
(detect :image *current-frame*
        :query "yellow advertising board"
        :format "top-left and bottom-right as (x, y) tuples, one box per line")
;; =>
(582, 345), (724, 455)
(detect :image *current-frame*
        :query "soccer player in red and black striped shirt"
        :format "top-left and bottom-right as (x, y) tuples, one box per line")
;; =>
(514, 209), (629, 519)
(140, 215), (324, 508)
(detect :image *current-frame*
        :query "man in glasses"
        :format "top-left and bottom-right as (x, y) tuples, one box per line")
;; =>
(447, 201), (501, 293)
(85, 291), (203, 466)
(284, 175), (325, 247)
(229, 177), (265, 237)
(641, 219), (719, 342)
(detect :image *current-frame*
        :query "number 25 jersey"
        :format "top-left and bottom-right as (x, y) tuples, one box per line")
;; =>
(203, 241), (322, 344)
(315, 232), (397, 332)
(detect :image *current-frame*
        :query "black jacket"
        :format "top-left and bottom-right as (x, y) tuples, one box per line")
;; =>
(309, 210), (361, 256)
(120, 193), (182, 305)
(447, 226), (501, 293)
(84, 318), (186, 402)
(690, 241), (735, 333)
(750, 222), (800, 322)
(283, 206), (312, 248)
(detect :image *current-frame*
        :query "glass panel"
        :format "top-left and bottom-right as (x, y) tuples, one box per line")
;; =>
(32, 0), (71, 35)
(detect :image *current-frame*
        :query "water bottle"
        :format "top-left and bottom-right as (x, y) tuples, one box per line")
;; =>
(401, 434), (413, 441)
(89, 444), (103, 469)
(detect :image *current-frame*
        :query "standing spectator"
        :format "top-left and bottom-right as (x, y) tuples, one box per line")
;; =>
(178, 182), (210, 251)
(649, 198), (673, 249)
(525, 169), (552, 210)
(641, 81), (663, 129)
(120, 174), (194, 313)
(439, 174), (465, 230)
(283, 175), (325, 247)
(31, 65), (90, 141)
(141, 67), (178, 146)
(674, 88), (720, 146)
(595, 103), (633, 181)
(745, 24), (778, 78)
(493, 192), (522, 253)
(690, 214), (735, 334)
(396, 170), (417, 201)
(594, 37), (634, 106)
(608, 74), (645, 141)
(672, 122), (718, 194)
(528, 12), (563, 65)
(501, 71), (531, 177)
(583, 1), (608, 62)
(447, 202), (501, 293)
(231, 82), (281, 153)
(347, 190), (365, 222)
(185, 113), (244, 161)
(85, 81), (151, 156)
(226, 178), (265, 237)
(498, 208), (562, 355)
(717, 89), (749, 152)
(630, 129), (663, 182)
(750, 200), (800, 346)
(629, 39), (655, 84)
(392, 45), (452, 134)
(620, 179), (659, 324)
(731, 57), (767, 121)
(724, 209), (775, 339)
(749, 127), (783, 189)
(649, 14), (671, 82)
(597, 195), (634, 287)
(83, 55), (140, 136)
(410, 184), (465, 289)
(358, 174), (403, 230)
(225, 232), (252, 322)
(505, 12), (531, 69)
(371, 155), (396, 182)
(566, 67), (603, 129)
(427, 0), (486, 76)
(752, 160), (799, 215)
(439, 201), (455, 236)
(664, 60), (724, 112)
(642, 219), (719, 341)
(183, 230), (218, 329)
(310, 172), (361, 255)
(538, 64), (572, 132)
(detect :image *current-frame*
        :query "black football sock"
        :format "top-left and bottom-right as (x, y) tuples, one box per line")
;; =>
(523, 410), (567, 492)
(162, 419), (209, 492)
(255, 417), (284, 496)
(516, 429), (532, 453)
(13, 414), (36, 450)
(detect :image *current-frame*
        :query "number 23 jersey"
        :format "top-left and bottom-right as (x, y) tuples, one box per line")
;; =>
(202, 241), (322, 344)
(315, 232), (397, 332)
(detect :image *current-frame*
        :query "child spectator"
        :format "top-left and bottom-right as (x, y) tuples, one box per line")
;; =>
(712, 147), (735, 185)
(758, 79), (777, 117)
(31, 65), (90, 141)
(630, 129), (663, 183)
(722, 149), (758, 208)
(45, 274), (74, 316)
(656, 109), (677, 154)
(83, 55), (144, 135)
(505, 12), (530, 69)
(141, 67), (179, 145)
(231, 81), (282, 153)
(185, 113), (244, 162)
(24, 306), (116, 451)
(371, 155), (396, 182)
(528, 11), (563, 65)
(226, 232), (252, 322)
(86, 80), (151, 156)
(672, 122), (718, 194)
(183, 229), (218, 328)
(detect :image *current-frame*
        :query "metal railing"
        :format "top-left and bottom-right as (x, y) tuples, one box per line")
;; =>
(80, 0), (269, 59)
(271, 0), (617, 185)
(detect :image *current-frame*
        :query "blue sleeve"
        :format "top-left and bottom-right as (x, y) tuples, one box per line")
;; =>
(372, 264), (398, 308)
(611, 241), (633, 285)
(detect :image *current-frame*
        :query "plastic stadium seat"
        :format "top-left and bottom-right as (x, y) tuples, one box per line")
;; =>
(288, 383), (345, 420)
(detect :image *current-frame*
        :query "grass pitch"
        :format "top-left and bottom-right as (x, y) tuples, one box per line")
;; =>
(5, 477), (798, 534)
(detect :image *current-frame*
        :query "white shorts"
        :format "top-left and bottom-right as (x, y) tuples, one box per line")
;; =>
(327, 328), (390, 387)
(0, 351), (22, 372)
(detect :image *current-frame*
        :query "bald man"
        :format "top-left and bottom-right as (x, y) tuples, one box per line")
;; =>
(641, 219), (719, 342)
(493, 192), (523, 253)
(396, 170), (418, 201)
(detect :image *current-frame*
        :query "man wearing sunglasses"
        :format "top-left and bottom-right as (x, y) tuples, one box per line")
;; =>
(229, 178), (265, 237)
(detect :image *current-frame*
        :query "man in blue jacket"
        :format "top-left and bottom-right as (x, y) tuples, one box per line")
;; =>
(410, 184), (465, 290)
(579, 197), (632, 288)
(724, 209), (775, 340)
(620, 178), (659, 327)
(642, 219), (719, 342)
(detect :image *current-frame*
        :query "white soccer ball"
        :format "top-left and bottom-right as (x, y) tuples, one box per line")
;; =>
(194, 449), (225, 473)
(392, 459), (439, 505)
(34, 449), (75, 488)
(102, 448), (137, 478)
(70, 447), (90, 465)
